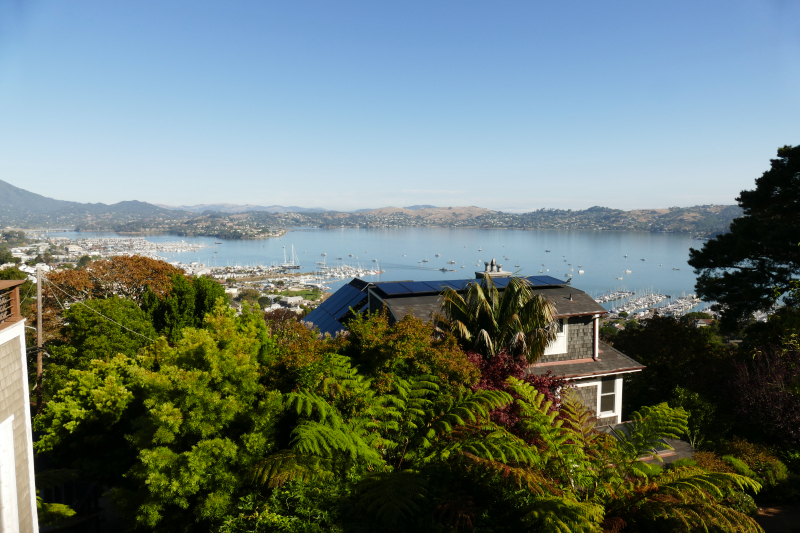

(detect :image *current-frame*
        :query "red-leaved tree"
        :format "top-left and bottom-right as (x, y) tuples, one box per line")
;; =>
(467, 349), (569, 429)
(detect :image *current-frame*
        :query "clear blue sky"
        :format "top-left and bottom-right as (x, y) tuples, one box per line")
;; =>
(1, 1), (798, 211)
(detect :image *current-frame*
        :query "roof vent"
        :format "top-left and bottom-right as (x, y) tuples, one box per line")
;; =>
(569, 294), (573, 301)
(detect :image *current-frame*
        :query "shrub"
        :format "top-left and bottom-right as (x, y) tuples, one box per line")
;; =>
(721, 456), (757, 478)
(694, 451), (734, 473)
(718, 438), (789, 488)
(723, 491), (757, 516)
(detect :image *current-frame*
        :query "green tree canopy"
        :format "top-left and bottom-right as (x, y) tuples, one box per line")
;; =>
(689, 144), (800, 328)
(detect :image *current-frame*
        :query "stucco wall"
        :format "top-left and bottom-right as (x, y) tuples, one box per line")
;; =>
(0, 323), (37, 533)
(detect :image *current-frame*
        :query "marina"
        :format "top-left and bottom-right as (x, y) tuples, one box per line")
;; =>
(32, 227), (711, 314)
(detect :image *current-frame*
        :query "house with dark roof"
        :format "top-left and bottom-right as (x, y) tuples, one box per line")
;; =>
(304, 271), (644, 426)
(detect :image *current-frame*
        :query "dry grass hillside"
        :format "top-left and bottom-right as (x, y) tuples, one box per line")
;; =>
(362, 206), (494, 220)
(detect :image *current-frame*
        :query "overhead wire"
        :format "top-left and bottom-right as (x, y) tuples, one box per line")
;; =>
(44, 276), (156, 342)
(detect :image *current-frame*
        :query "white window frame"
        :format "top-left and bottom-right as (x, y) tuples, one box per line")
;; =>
(543, 318), (568, 356)
(597, 377), (623, 423)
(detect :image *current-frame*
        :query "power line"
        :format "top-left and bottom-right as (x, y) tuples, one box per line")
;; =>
(44, 277), (156, 342)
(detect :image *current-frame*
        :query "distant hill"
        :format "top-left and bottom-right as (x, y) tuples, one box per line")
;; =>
(361, 206), (492, 220)
(159, 203), (329, 214)
(0, 179), (183, 227)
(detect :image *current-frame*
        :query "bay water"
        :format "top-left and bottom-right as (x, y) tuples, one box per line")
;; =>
(52, 228), (711, 312)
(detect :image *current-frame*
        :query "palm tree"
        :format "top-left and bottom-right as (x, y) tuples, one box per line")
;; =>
(434, 276), (558, 363)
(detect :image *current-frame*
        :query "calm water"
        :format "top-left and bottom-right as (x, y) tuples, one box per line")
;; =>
(51, 228), (709, 310)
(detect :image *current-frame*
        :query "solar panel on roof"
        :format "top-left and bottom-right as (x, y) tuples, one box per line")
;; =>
(421, 281), (450, 292)
(323, 285), (357, 309)
(374, 283), (413, 296)
(444, 280), (472, 290)
(530, 275), (564, 286)
(399, 282), (438, 293)
(329, 294), (368, 318)
(492, 278), (510, 288)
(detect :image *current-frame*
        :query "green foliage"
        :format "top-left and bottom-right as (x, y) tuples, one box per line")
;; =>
(36, 302), (284, 532)
(341, 310), (480, 389)
(669, 385), (726, 449)
(689, 144), (800, 328)
(143, 274), (226, 343)
(724, 490), (758, 517)
(237, 288), (262, 303)
(722, 456), (758, 478)
(717, 438), (789, 489)
(36, 285), (768, 532)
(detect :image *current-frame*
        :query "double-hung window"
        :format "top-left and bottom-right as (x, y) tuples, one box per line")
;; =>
(543, 319), (567, 356)
(599, 379), (616, 415)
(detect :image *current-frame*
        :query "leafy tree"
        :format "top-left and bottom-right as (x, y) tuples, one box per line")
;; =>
(35, 302), (282, 532)
(341, 310), (480, 390)
(689, 144), (800, 328)
(44, 296), (157, 401)
(610, 315), (736, 419)
(732, 334), (800, 449)
(434, 276), (557, 362)
(45, 255), (184, 306)
(236, 288), (261, 303)
(76, 255), (91, 269)
(142, 274), (226, 344)
(0, 246), (18, 264)
(1, 230), (26, 245)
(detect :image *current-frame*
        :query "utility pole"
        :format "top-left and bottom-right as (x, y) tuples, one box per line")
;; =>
(36, 265), (43, 415)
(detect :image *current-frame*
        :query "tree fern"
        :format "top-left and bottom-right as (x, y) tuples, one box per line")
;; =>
(356, 471), (429, 527)
(523, 497), (605, 533)
(610, 403), (689, 462)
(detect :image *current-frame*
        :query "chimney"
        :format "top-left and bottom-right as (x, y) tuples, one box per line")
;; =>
(569, 294), (573, 301)
(484, 262), (490, 272)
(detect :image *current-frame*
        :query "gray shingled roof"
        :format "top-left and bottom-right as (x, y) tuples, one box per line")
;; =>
(382, 285), (606, 323)
(529, 341), (645, 379)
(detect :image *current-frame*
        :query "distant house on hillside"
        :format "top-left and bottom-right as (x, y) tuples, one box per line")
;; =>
(0, 279), (38, 532)
(304, 265), (644, 426)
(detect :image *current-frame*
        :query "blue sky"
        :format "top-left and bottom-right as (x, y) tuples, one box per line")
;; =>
(1, 1), (798, 211)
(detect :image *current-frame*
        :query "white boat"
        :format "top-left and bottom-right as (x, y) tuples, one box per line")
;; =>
(447, 260), (455, 264)
(616, 277), (623, 280)
(435, 253), (441, 257)
(422, 258), (429, 262)
(625, 270), (632, 274)
(578, 270), (585, 274)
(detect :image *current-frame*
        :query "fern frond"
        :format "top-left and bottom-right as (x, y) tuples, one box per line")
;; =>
(251, 450), (336, 487)
(610, 403), (689, 462)
(290, 420), (382, 464)
(356, 471), (429, 526)
(523, 497), (605, 533)
(461, 452), (552, 495)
